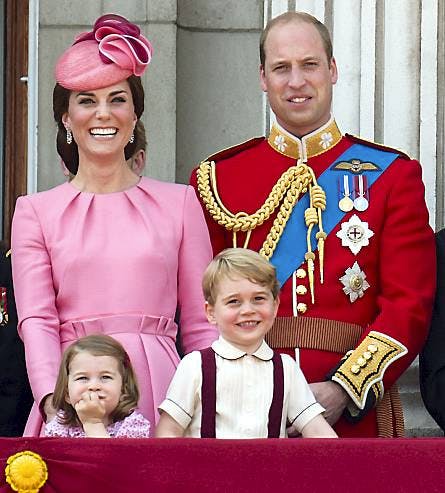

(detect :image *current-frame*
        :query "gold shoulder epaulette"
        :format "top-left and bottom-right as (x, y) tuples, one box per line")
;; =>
(331, 330), (407, 410)
(346, 133), (411, 160)
(204, 137), (265, 164)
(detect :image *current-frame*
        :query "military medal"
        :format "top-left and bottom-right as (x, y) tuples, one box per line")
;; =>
(353, 175), (369, 211)
(338, 175), (354, 212)
(339, 261), (370, 302)
(336, 214), (374, 255)
(0, 287), (8, 326)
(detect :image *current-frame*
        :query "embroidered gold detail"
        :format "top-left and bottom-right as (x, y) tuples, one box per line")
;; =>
(268, 119), (342, 160)
(332, 159), (380, 173)
(332, 331), (408, 409)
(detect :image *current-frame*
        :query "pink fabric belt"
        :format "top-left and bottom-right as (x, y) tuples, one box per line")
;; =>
(59, 314), (177, 344)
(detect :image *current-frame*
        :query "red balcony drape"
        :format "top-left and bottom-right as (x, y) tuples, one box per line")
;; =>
(0, 437), (444, 492)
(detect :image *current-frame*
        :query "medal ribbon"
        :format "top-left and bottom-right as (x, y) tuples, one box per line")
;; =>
(271, 143), (399, 286)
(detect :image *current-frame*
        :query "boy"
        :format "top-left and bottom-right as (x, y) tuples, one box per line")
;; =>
(156, 248), (337, 438)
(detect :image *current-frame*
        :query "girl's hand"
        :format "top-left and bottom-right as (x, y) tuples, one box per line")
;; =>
(74, 391), (106, 425)
(43, 394), (57, 423)
(74, 391), (110, 437)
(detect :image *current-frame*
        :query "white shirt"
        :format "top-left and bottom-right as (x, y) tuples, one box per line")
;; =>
(159, 336), (324, 438)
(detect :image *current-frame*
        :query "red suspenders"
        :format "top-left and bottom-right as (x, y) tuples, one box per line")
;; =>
(200, 347), (284, 438)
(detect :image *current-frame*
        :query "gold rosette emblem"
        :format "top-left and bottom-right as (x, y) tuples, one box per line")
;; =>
(5, 451), (48, 493)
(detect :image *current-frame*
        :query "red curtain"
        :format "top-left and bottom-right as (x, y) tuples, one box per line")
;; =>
(0, 438), (444, 492)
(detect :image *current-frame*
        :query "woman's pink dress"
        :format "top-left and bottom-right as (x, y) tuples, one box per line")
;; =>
(11, 177), (217, 436)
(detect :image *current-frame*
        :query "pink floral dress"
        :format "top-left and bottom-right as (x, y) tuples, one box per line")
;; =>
(44, 410), (150, 438)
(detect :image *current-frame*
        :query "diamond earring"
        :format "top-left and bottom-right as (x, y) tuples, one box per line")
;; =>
(66, 128), (72, 145)
(129, 133), (135, 144)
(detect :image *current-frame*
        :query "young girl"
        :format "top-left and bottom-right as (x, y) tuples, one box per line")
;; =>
(45, 334), (150, 438)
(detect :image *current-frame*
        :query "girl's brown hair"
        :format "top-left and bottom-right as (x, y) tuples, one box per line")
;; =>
(52, 334), (139, 427)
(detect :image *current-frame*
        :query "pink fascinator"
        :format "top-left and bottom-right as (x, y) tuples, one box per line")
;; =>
(55, 14), (153, 91)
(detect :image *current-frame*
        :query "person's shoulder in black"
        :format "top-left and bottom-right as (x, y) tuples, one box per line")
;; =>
(420, 229), (445, 433)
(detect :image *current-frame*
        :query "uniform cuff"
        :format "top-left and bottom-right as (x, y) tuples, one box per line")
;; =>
(330, 331), (407, 410)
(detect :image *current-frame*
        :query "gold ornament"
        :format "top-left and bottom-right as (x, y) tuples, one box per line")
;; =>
(5, 450), (48, 493)
(197, 159), (327, 304)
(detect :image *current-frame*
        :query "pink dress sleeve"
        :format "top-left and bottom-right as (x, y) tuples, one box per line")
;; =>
(114, 410), (151, 438)
(11, 196), (62, 408)
(176, 186), (218, 354)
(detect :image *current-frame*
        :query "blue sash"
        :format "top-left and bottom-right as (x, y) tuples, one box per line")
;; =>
(270, 143), (399, 286)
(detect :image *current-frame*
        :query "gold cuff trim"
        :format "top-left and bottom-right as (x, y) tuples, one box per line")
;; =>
(267, 119), (342, 161)
(265, 316), (363, 353)
(332, 331), (408, 410)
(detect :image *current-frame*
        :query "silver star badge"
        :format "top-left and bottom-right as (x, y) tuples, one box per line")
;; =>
(336, 214), (374, 255)
(339, 261), (370, 302)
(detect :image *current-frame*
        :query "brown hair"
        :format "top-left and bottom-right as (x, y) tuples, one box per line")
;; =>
(260, 11), (333, 66)
(53, 75), (145, 175)
(52, 334), (139, 427)
(202, 248), (280, 305)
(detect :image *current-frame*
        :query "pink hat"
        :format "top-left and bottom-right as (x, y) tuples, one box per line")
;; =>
(55, 14), (153, 91)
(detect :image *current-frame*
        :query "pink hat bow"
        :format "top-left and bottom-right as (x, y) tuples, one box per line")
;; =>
(55, 14), (153, 90)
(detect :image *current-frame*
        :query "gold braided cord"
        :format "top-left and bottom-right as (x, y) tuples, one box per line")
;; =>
(197, 160), (314, 256)
(196, 158), (327, 304)
(259, 174), (310, 258)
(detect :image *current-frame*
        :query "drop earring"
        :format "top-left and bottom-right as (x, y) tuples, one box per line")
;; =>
(66, 128), (73, 145)
(129, 133), (135, 144)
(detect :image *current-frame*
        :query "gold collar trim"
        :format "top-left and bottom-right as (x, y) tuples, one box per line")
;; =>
(267, 118), (342, 161)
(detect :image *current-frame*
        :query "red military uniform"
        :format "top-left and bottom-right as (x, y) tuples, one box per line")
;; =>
(191, 118), (435, 437)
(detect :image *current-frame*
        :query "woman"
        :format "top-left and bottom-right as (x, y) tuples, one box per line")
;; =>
(11, 14), (217, 436)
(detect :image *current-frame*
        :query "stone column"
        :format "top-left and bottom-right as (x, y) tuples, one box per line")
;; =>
(176, 0), (264, 183)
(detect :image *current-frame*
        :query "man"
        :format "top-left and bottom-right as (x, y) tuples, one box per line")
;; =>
(191, 12), (435, 437)
(420, 228), (445, 433)
(0, 245), (33, 436)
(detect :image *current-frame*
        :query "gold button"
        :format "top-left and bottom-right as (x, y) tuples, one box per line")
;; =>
(363, 351), (372, 360)
(357, 357), (367, 367)
(367, 344), (378, 353)
(296, 285), (307, 295)
(351, 365), (360, 374)
(296, 269), (306, 279)
(297, 303), (307, 314)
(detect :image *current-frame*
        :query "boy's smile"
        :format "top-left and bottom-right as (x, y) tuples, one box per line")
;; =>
(205, 275), (279, 354)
